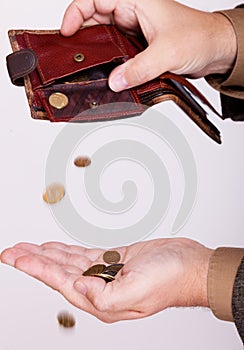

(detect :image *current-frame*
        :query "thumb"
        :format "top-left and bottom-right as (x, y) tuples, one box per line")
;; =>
(74, 274), (136, 313)
(109, 40), (167, 92)
(74, 276), (111, 311)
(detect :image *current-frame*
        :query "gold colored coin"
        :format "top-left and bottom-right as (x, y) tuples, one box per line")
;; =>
(93, 273), (115, 283)
(43, 183), (65, 204)
(57, 311), (76, 328)
(49, 92), (69, 109)
(103, 250), (121, 264)
(83, 264), (106, 276)
(74, 156), (91, 168)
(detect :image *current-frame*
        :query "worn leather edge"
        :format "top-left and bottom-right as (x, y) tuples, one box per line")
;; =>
(161, 72), (222, 118)
(8, 30), (47, 120)
(148, 94), (221, 144)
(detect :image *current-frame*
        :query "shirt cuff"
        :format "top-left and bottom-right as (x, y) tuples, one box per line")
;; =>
(206, 8), (244, 99)
(207, 247), (244, 322)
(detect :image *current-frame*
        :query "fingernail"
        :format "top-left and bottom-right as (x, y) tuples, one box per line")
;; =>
(109, 66), (129, 92)
(74, 281), (87, 296)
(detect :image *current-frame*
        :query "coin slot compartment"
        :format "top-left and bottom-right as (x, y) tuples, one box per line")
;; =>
(37, 79), (144, 122)
(60, 61), (122, 84)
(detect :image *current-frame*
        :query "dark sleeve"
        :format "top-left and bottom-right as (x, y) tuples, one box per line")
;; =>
(232, 256), (244, 344)
(220, 94), (244, 121)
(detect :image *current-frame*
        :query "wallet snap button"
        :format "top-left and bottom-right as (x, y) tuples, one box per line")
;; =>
(74, 53), (85, 62)
(49, 92), (69, 109)
(89, 101), (98, 109)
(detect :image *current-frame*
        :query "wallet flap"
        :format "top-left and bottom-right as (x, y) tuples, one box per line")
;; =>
(6, 48), (38, 86)
(20, 25), (139, 88)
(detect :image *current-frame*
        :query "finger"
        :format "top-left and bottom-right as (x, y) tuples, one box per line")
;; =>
(40, 241), (103, 259)
(61, 0), (116, 36)
(83, 13), (113, 26)
(40, 242), (128, 266)
(14, 253), (78, 291)
(16, 242), (103, 270)
(109, 38), (169, 91)
(35, 247), (92, 271)
(2, 243), (91, 270)
(61, 0), (95, 36)
(1, 247), (33, 266)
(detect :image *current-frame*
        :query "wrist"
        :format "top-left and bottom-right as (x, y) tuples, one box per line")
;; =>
(174, 239), (213, 308)
(205, 12), (237, 76)
(191, 246), (213, 308)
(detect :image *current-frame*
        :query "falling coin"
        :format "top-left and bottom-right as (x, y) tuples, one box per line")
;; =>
(57, 311), (76, 328)
(82, 264), (106, 276)
(74, 156), (91, 168)
(103, 250), (121, 264)
(43, 183), (65, 204)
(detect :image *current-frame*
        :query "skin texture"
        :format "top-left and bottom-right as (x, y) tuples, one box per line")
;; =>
(61, 0), (237, 92)
(0, 238), (213, 323)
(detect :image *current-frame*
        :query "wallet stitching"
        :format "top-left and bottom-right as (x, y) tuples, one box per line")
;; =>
(109, 26), (127, 56)
(114, 27), (134, 58)
(24, 33), (47, 84)
(104, 25), (127, 57)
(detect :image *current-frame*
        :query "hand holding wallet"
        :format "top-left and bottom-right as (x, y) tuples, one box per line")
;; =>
(6, 24), (222, 143)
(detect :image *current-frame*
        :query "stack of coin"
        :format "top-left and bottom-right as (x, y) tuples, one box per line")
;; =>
(82, 250), (124, 283)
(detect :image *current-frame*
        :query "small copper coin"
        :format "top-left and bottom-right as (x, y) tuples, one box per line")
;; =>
(103, 251), (121, 264)
(57, 311), (76, 328)
(83, 264), (106, 276)
(43, 183), (65, 204)
(74, 156), (91, 168)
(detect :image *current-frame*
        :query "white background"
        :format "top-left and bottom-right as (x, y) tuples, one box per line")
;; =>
(0, 0), (243, 349)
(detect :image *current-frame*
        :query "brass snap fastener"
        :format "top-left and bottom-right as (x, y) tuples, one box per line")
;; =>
(89, 101), (98, 109)
(49, 92), (69, 109)
(74, 53), (85, 62)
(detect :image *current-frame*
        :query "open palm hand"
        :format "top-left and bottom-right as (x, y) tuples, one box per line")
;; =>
(1, 238), (211, 323)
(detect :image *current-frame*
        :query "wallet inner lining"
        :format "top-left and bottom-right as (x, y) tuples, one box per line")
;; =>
(60, 61), (120, 85)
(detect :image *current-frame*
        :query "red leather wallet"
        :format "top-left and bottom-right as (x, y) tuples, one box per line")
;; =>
(6, 24), (222, 143)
